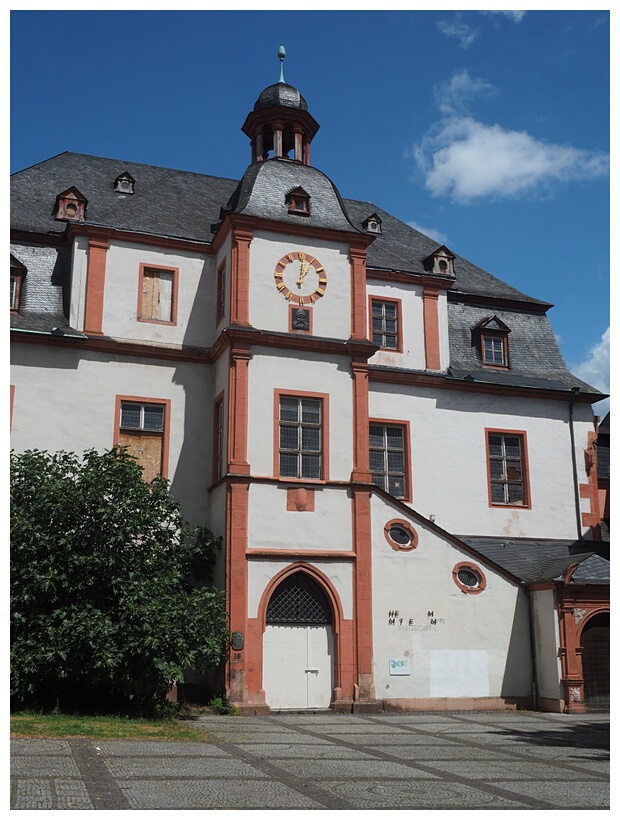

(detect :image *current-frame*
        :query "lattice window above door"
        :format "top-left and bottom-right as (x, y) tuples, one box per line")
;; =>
(266, 572), (332, 624)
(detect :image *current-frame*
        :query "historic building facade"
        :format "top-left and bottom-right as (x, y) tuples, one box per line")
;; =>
(10, 60), (609, 713)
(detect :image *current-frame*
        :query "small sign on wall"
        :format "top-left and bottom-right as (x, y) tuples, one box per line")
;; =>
(389, 658), (411, 676)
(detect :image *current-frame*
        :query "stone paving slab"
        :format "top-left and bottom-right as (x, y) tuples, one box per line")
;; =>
(11, 710), (610, 810)
(119, 778), (324, 810)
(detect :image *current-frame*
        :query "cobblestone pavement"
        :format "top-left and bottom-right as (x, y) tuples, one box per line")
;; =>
(11, 711), (610, 810)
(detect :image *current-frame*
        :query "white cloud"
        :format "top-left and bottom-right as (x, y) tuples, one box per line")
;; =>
(413, 116), (609, 202)
(435, 69), (497, 116)
(437, 16), (479, 49)
(481, 11), (527, 23)
(407, 221), (449, 246)
(571, 327), (610, 418)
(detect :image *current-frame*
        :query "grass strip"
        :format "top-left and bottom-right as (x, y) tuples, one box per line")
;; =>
(11, 712), (212, 741)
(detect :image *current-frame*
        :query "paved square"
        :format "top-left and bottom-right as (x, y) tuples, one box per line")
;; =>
(11, 711), (610, 810)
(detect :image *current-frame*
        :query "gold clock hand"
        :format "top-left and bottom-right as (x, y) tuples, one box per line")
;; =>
(296, 261), (310, 287)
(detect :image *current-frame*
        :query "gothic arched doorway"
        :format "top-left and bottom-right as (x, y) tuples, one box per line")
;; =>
(581, 613), (610, 710)
(263, 571), (334, 709)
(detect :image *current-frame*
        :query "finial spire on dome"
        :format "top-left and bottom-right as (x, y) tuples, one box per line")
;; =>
(278, 44), (286, 83)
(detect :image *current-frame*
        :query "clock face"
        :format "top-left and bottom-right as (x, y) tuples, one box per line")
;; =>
(274, 251), (327, 305)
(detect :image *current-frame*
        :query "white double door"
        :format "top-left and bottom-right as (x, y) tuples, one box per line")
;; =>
(263, 624), (334, 709)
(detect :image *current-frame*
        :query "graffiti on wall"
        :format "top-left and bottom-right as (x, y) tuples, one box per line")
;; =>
(387, 610), (445, 630)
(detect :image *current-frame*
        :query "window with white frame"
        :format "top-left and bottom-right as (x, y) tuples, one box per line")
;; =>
(279, 396), (322, 479)
(370, 422), (407, 498)
(482, 334), (507, 366)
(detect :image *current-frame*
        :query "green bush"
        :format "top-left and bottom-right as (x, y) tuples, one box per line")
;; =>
(11, 447), (229, 714)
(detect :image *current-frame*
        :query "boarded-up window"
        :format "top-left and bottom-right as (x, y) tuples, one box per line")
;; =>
(140, 267), (175, 322)
(119, 400), (166, 482)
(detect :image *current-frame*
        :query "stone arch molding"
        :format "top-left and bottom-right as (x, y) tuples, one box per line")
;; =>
(257, 562), (345, 633)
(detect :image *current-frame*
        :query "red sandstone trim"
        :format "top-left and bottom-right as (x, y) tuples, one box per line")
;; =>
(351, 487), (375, 700)
(286, 486), (315, 511)
(84, 238), (108, 335)
(452, 561), (487, 594)
(227, 343), (251, 474)
(422, 286), (441, 370)
(351, 361), (372, 483)
(349, 242), (368, 340)
(384, 519), (418, 551)
(230, 227), (253, 326)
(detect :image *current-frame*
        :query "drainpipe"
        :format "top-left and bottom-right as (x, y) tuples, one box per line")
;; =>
(522, 582), (538, 711)
(568, 387), (583, 541)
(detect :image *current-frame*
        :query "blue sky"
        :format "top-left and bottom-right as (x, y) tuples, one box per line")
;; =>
(10, 7), (611, 415)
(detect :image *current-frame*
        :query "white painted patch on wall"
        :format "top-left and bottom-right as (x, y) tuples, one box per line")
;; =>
(430, 650), (489, 697)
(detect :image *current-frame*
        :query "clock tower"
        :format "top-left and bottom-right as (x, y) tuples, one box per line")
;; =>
(241, 45), (320, 165)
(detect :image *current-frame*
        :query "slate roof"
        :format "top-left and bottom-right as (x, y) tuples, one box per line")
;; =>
(460, 537), (610, 584)
(8, 152), (605, 398)
(11, 152), (550, 305)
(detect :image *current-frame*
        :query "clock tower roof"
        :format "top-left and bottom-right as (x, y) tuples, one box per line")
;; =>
(254, 82), (309, 113)
(242, 46), (319, 166)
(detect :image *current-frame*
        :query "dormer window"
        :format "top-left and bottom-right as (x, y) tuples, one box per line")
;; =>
(10, 254), (27, 312)
(363, 213), (382, 234)
(286, 186), (310, 216)
(114, 171), (135, 194)
(475, 316), (511, 369)
(54, 187), (87, 222)
(423, 245), (456, 277)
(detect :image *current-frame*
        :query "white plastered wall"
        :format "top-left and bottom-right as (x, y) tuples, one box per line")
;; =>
(531, 588), (562, 702)
(10, 342), (213, 526)
(71, 239), (215, 348)
(248, 484), (352, 551)
(246, 347), (354, 481)
(248, 232), (351, 339)
(366, 280), (449, 372)
(370, 495), (532, 700)
(367, 279), (425, 370)
(370, 384), (588, 539)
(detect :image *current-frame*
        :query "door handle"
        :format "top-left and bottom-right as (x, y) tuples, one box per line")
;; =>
(305, 669), (319, 674)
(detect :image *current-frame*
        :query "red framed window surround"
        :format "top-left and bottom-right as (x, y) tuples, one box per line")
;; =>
(114, 396), (171, 481)
(369, 419), (412, 501)
(274, 390), (329, 482)
(137, 264), (178, 325)
(485, 428), (530, 508)
(369, 296), (403, 352)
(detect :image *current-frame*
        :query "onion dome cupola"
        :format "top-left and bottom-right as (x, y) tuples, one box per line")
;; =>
(242, 45), (319, 166)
